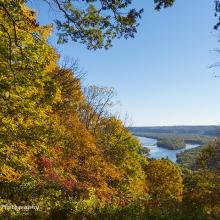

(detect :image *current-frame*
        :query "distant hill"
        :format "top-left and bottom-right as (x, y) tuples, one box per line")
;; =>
(128, 126), (220, 137)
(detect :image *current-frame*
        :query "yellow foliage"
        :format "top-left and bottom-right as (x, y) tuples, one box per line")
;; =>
(146, 160), (183, 203)
(0, 164), (21, 182)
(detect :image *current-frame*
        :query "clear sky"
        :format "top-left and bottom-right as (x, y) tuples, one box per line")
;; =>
(30, 0), (220, 126)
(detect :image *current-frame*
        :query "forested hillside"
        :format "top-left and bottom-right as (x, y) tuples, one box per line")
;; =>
(0, 1), (220, 219)
(129, 126), (220, 137)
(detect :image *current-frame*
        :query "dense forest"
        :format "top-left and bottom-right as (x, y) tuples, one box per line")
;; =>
(157, 138), (185, 150)
(176, 145), (207, 168)
(0, 1), (220, 219)
(129, 126), (220, 137)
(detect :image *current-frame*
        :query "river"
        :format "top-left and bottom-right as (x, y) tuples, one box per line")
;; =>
(136, 136), (200, 162)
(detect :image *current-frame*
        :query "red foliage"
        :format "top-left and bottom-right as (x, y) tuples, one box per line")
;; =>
(54, 145), (63, 155)
(39, 156), (53, 170)
(44, 170), (60, 182)
(60, 178), (76, 191)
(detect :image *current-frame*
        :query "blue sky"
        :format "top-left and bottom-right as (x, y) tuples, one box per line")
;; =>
(30, 0), (220, 126)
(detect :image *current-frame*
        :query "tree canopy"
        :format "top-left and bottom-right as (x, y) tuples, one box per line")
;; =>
(1, 0), (175, 50)
(42, 0), (175, 49)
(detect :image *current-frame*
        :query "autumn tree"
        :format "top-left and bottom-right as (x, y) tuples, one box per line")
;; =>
(183, 170), (220, 219)
(0, 1), (60, 183)
(0, 4), (150, 219)
(0, 2), (122, 218)
(95, 117), (148, 204)
(145, 159), (183, 204)
(79, 85), (116, 134)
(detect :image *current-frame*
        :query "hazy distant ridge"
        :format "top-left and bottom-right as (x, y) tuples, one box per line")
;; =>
(128, 125), (220, 137)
